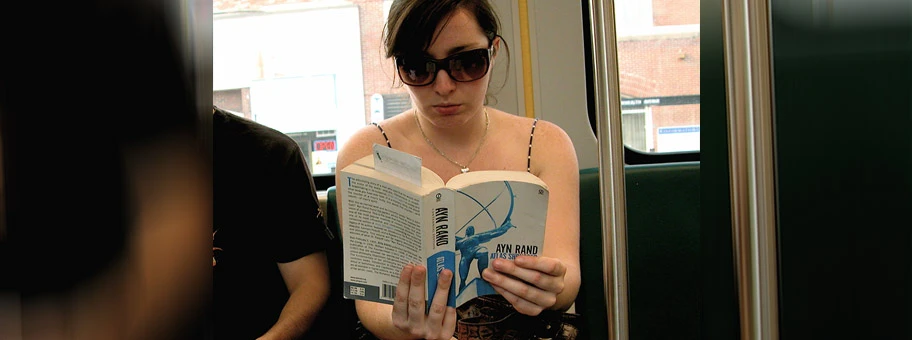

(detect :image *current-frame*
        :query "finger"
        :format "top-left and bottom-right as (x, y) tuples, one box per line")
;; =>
(483, 265), (557, 308)
(407, 265), (428, 328)
(441, 306), (457, 340)
(493, 257), (565, 293)
(515, 255), (567, 277)
(484, 267), (554, 306)
(392, 264), (415, 328)
(426, 269), (453, 337)
(490, 283), (546, 316)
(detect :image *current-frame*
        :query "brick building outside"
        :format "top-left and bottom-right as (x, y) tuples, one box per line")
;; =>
(213, 0), (699, 170)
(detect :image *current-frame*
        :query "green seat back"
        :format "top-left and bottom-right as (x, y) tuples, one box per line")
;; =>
(575, 167), (608, 340)
(575, 163), (701, 340)
(625, 162), (700, 339)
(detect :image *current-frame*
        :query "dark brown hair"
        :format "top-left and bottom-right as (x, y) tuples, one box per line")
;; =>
(383, 0), (510, 100)
(384, 0), (501, 58)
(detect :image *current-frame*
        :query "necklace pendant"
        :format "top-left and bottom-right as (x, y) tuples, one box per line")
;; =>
(461, 167), (469, 174)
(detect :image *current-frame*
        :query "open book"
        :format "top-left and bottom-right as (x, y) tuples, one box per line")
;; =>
(339, 145), (549, 309)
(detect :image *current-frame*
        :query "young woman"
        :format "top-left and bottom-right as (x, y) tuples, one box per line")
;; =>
(334, 1), (581, 339)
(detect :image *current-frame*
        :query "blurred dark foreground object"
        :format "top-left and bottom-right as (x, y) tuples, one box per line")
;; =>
(0, 0), (213, 339)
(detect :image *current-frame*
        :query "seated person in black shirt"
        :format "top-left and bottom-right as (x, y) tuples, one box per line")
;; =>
(213, 106), (334, 339)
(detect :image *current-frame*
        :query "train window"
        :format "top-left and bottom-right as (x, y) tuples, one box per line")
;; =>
(613, 0), (700, 155)
(213, 1), (399, 191)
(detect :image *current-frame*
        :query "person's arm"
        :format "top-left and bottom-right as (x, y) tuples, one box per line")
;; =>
(535, 122), (582, 311)
(258, 133), (334, 340)
(481, 120), (582, 314)
(336, 128), (410, 339)
(336, 126), (456, 340)
(257, 251), (331, 340)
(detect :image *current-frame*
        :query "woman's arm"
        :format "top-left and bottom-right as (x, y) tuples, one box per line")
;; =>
(335, 127), (457, 340)
(481, 120), (582, 313)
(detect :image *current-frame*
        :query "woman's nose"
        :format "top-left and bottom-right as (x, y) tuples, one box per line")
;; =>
(433, 69), (457, 95)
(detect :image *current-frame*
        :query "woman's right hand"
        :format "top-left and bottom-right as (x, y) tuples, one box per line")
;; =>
(391, 264), (457, 340)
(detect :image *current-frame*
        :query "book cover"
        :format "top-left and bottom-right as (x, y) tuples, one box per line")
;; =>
(451, 179), (548, 307)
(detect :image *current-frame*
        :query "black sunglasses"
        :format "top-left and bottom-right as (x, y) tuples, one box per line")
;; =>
(395, 46), (493, 86)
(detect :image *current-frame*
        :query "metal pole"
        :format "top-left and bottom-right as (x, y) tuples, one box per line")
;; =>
(587, 1), (629, 339)
(722, 0), (779, 339)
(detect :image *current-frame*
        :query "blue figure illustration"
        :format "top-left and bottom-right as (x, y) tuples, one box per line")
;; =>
(455, 182), (516, 293)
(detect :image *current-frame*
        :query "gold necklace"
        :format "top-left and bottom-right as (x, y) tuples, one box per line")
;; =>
(415, 108), (489, 174)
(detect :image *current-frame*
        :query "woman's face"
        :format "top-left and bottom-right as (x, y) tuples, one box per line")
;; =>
(406, 8), (496, 128)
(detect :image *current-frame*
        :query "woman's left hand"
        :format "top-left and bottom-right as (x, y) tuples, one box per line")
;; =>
(481, 255), (567, 316)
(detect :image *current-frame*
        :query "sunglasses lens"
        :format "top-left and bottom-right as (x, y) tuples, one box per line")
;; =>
(449, 49), (489, 82)
(397, 48), (490, 86)
(398, 58), (433, 85)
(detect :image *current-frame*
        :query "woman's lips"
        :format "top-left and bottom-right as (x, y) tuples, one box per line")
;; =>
(433, 104), (460, 115)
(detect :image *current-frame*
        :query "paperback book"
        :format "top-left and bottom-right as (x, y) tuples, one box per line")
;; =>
(339, 144), (549, 309)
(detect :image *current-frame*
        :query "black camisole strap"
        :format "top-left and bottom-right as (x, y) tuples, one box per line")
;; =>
(527, 118), (539, 173)
(371, 122), (392, 148)
(373, 120), (535, 171)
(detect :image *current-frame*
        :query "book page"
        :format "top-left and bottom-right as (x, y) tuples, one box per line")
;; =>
(372, 143), (423, 187)
(341, 171), (425, 304)
(449, 175), (549, 308)
(445, 169), (548, 191)
(354, 154), (445, 189)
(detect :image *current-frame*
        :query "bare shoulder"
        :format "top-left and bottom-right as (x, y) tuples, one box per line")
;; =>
(335, 123), (386, 174)
(494, 111), (572, 146)
(528, 119), (579, 175)
(335, 114), (413, 175)
(514, 118), (574, 156)
(532, 119), (573, 146)
(486, 110), (578, 174)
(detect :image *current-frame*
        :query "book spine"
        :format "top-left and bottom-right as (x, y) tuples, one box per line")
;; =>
(425, 189), (456, 309)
